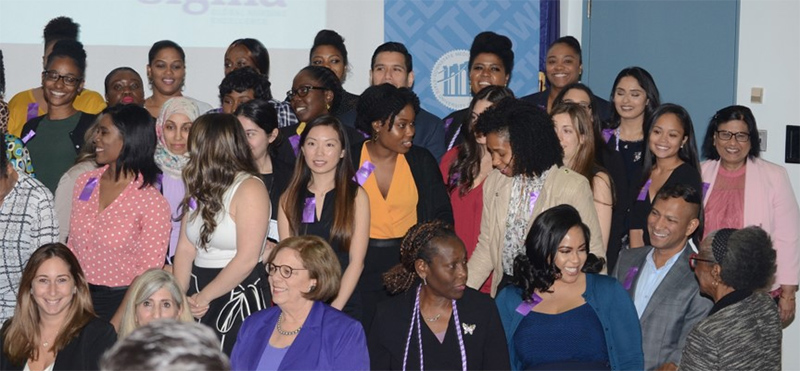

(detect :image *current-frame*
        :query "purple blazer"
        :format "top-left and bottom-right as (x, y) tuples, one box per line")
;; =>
(230, 301), (369, 370)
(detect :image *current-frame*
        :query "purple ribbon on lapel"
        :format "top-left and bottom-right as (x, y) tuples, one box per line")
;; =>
(26, 102), (39, 122)
(302, 197), (316, 223)
(21, 130), (36, 144)
(529, 191), (540, 214)
(189, 197), (198, 210)
(288, 134), (301, 156)
(78, 177), (99, 201)
(702, 182), (710, 197)
(443, 117), (455, 131)
(601, 128), (614, 144)
(515, 293), (543, 315)
(353, 161), (376, 185)
(623, 267), (639, 290)
(637, 179), (652, 201)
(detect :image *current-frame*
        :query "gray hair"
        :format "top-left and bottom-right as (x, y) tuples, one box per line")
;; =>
(100, 320), (230, 371)
(117, 269), (194, 338)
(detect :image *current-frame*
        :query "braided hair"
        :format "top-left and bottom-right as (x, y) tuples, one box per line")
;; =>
(355, 83), (420, 137)
(383, 221), (457, 294)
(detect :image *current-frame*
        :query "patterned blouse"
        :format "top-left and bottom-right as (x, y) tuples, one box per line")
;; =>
(67, 166), (171, 287)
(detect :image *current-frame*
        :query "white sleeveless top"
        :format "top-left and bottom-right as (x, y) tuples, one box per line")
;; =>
(186, 173), (265, 268)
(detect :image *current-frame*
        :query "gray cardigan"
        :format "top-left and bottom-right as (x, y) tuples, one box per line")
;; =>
(680, 292), (781, 371)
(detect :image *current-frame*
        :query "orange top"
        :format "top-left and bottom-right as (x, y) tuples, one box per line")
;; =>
(360, 143), (418, 239)
(7, 88), (106, 136)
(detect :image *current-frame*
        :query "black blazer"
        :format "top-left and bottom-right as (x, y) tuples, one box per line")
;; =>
(368, 287), (510, 370)
(21, 112), (98, 153)
(350, 144), (453, 226)
(0, 317), (117, 370)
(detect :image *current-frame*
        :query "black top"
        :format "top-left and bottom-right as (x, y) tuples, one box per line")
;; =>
(368, 287), (510, 370)
(0, 317), (117, 371)
(442, 108), (470, 151)
(599, 147), (630, 272)
(332, 90), (360, 118)
(606, 134), (645, 189)
(520, 90), (613, 123)
(629, 162), (702, 245)
(259, 154), (295, 221)
(350, 144), (454, 226)
(300, 189), (347, 271)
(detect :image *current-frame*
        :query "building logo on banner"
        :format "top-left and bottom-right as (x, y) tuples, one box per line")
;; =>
(430, 49), (470, 111)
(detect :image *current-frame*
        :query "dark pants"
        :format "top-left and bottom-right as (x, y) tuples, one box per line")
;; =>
(89, 284), (128, 322)
(359, 237), (403, 332)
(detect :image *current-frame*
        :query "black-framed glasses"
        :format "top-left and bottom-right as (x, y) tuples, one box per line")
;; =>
(42, 70), (83, 86)
(689, 253), (716, 270)
(716, 130), (750, 142)
(286, 85), (326, 100)
(267, 263), (308, 279)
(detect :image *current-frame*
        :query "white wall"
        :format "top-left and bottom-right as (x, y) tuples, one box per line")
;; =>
(562, 0), (800, 368)
(0, 0), (383, 109)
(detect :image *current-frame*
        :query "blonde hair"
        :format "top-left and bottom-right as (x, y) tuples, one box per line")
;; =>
(118, 269), (194, 338)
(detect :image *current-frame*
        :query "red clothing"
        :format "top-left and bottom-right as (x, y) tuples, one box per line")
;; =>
(440, 147), (491, 293)
(703, 164), (745, 237)
(68, 166), (171, 287)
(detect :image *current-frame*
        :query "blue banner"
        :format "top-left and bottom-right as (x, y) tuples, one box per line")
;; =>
(384, 0), (548, 118)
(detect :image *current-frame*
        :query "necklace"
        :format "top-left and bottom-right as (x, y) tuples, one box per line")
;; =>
(424, 313), (441, 322)
(276, 312), (302, 336)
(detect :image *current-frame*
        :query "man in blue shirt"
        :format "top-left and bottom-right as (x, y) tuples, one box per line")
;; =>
(612, 183), (712, 370)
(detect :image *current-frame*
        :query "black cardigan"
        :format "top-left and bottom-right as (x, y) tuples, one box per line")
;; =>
(21, 112), (98, 153)
(350, 144), (453, 226)
(368, 287), (511, 370)
(0, 317), (117, 370)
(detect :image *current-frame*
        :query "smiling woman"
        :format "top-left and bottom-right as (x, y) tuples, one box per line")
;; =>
(143, 40), (211, 118)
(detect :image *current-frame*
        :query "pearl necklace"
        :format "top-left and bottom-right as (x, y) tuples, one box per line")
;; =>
(276, 312), (302, 336)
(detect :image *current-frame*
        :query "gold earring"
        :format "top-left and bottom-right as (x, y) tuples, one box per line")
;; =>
(326, 103), (331, 110)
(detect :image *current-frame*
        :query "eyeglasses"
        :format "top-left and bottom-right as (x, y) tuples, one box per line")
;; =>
(286, 85), (326, 100)
(716, 130), (750, 142)
(689, 253), (716, 270)
(267, 263), (308, 279)
(42, 70), (83, 87)
(563, 99), (592, 110)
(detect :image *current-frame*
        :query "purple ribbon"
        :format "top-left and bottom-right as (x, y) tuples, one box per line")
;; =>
(529, 191), (540, 214)
(443, 117), (455, 131)
(288, 134), (301, 156)
(21, 130), (36, 144)
(155, 173), (163, 192)
(78, 177), (98, 201)
(515, 293), (543, 315)
(623, 267), (639, 290)
(26, 102), (39, 122)
(352, 161), (376, 185)
(601, 128), (614, 144)
(702, 182), (710, 197)
(302, 197), (316, 223)
(189, 197), (197, 210)
(637, 179), (652, 201)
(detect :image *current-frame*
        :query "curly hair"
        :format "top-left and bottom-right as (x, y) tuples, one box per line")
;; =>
(218, 66), (272, 104)
(179, 113), (259, 250)
(383, 221), (458, 294)
(607, 66), (661, 132)
(310, 30), (349, 82)
(475, 98), (563, 176)
(717, 226), (776, 292)
(43, 16), (79, 49)
(701, 105), (761, 161)
(296, 65), (344, 115)
(355, 83), (420, 137)
(447, 86), (514, 195)
(46, 39), (87, 76)
(513, 205), (603, 301)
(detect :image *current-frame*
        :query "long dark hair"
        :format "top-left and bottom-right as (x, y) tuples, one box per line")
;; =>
(103, 104), (160, 188)
(607, 66), (660, 132)
(281, 115), (358, 251)
(447, 86), (514, 195)
(234, 99), (282, 156)
(639, 103), (701, 188)
(513, 205), (603, 300)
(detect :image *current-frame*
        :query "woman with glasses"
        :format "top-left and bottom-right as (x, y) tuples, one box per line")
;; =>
(627, 103), (702, 249)
(277, 115), (369, 319)
(230, 235), (369, 370)
(700, 105), (800, 325)
(173, 113), (271, 355)
(279, 66), (363, 164)
(680, 227), (781, 370)
(20, 40), (97, 193)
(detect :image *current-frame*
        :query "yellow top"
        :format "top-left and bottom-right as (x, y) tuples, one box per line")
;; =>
(7, 88), (106, 136)
(360, 143), (418, 239)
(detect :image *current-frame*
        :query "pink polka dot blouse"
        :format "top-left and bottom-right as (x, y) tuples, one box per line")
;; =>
(67, 166), (171, 287)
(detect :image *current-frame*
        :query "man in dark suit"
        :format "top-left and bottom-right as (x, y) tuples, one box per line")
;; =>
(612, 183), (712, 371)
(338, 42), (446, 161)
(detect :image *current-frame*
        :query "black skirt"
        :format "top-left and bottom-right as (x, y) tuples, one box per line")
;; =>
(359, 237), (403, 331)
(188, 263), (270, 356)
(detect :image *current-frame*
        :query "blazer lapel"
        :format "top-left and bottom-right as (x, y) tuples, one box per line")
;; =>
(279, 301), (324, 369)
(626, 247), (650, 299)
(640, 245), (693, 320)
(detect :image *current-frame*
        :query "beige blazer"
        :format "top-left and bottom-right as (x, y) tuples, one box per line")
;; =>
(466, 165), (606, 297)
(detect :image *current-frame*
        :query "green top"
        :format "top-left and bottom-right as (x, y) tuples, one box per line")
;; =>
(26, 112), (82, 192)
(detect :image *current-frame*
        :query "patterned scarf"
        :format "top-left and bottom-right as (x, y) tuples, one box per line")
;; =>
(502, 169), (550, 275)
(154, 97), (199, 178)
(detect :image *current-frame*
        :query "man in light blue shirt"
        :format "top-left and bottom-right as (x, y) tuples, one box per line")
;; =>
(612, 184), (712, 370)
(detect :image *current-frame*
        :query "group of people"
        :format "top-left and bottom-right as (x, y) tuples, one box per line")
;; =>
(0, 15), (796, 371)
